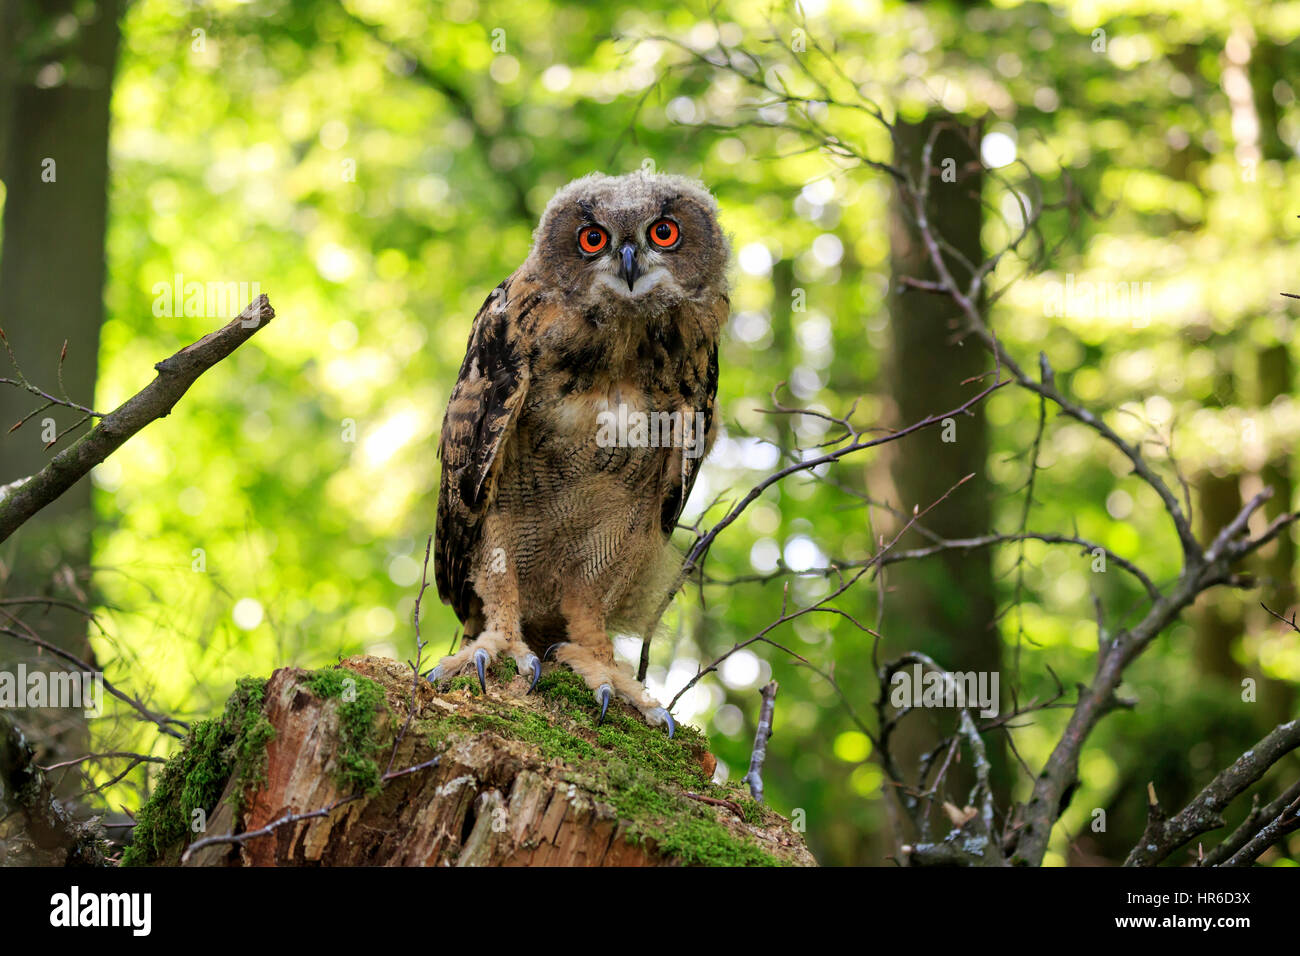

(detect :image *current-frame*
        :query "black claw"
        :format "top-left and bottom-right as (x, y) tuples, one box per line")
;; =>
(474, 649), (489, 694)
(543, 642), (569, 662)
(596, 685), (612, 725)
(527, 656), (542, 693)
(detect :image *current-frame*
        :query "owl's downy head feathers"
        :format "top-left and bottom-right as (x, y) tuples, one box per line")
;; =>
(530, 171), (729, 318)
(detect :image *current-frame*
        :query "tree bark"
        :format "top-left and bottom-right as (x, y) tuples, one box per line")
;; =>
(885, 115), (1005, 830)
(131, 655), (815, 867)
(0, 711), (108, 865)
(0, 0), (123, 777)
(1253, 344), (1295, 723)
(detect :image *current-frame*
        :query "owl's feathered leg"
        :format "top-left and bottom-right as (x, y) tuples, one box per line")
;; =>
(428, 543), (542, 693)
(548, 589), (675, 737)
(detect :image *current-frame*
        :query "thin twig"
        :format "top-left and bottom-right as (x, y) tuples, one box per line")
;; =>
(179, 755), (441, 862)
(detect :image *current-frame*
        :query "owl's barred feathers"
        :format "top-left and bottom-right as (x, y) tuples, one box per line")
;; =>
(434, 280), (530, 624)
(434, 171), (728, 704)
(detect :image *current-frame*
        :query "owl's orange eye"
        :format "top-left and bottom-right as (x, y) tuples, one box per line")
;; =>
(578, 226), (608, 254)
(649, 219), (679, 248)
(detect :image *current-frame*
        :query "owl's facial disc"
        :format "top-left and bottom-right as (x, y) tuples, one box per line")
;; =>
(576, 226), (675, 300)
(539, 173), (725, 313)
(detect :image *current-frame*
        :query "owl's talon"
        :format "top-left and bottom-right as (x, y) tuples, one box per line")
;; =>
(426, 665), (444, 685)
(595, 684), (613, 725)
(473, 648), (490, 694)
(648, 707), (676, 739)
(543, 642), (569, 662)
(524, 654), (542, 693)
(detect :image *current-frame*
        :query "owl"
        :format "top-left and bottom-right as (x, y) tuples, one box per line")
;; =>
(428, 171), (729, 736)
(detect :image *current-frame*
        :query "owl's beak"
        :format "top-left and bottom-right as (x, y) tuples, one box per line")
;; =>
(617, 242), (641, 291)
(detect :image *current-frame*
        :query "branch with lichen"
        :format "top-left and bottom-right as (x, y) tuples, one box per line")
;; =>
(742, 681), (778, 804)
(1125, 719), (1300, 867)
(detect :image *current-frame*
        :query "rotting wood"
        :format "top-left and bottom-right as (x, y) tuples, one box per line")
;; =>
(161, 655), (815, 867)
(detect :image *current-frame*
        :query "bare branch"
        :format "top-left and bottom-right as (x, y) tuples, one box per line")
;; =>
(179, 754), (441, 863)
(0, 619), (187, 740)
(0, 296), (274, 542)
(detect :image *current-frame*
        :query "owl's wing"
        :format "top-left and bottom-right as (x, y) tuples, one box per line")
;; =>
(435, 277), (532, 622)
(659, 299), (723, 538)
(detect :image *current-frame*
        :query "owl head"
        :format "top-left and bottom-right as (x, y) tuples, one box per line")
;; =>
(530, 171), (729, 318)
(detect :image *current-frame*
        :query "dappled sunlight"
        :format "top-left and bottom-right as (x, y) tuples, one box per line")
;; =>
(0, 0), (1293, 870)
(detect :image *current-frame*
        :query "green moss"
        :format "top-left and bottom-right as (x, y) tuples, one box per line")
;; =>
(447, 675), (479, 695)
(536, 668), (599, 713)
(472, 709), (598, 763)
(425, 667), (783, 866)
(604, 768), (778, 866)
(737, 797), (764, 826)
(305, 667), (388, 795)
(230, 680), (276, 801)
(122, 677), (274, 866)
(439, 657), (517, 696)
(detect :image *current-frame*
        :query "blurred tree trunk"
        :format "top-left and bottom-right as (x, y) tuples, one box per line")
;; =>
(1242, 33), (1296, 726)
(884, 115), (1006, 837)
(1253, 345), (1295, 724)
(0, 0), (122, 772)
(1194, 26), (1295, 708)
(1194, 467), (1245, 683)
(1192, 347), (1244, 682)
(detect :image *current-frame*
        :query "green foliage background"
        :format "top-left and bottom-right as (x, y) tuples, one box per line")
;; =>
(72, 0), (1300, 865)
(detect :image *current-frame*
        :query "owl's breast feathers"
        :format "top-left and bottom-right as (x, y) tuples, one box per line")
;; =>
(434, 269), (725, 622)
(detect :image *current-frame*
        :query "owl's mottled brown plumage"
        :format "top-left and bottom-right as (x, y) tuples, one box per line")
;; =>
(431, 172), (729, 732)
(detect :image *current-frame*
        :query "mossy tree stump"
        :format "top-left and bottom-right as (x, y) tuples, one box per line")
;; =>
(124, 655), (815, 866)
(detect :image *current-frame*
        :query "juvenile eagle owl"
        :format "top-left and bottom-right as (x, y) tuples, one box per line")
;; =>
(429, 171), (728, 736)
